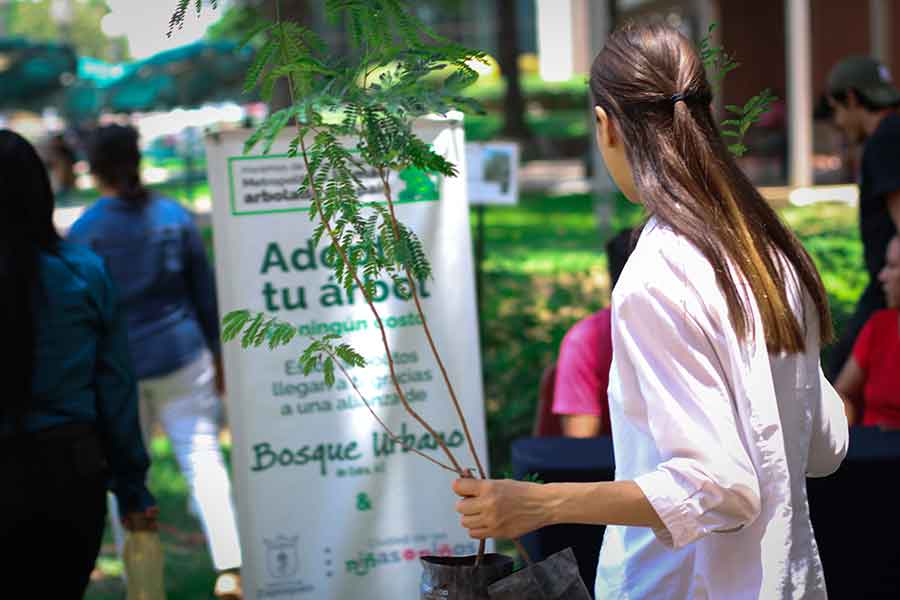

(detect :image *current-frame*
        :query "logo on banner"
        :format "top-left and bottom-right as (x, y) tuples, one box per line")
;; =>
(227, 154), (439, 216)
(265, 535), (300, 578)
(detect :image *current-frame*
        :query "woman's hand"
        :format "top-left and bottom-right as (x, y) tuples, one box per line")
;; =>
(452, 478), (551, 540)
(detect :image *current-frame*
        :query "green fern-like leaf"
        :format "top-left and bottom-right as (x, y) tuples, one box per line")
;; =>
(269, 322), (298, 349)
(299, 342), (320, 376)
(335, 343), (366, 368)
(244, 107), (299, 155)
(168, 0), (218, 36)
(323, 357), (336, 386)
(728, 143), (748, 157)
(222, 309), (251, 342)
(240, 313), (264, 349)
(244, 38), (276, 94)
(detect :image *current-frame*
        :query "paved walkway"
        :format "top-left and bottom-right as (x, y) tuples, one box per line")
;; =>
(519, 159), (591, 195)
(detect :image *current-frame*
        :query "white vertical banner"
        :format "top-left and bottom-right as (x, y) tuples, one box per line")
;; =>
(205, 115), (490, 599)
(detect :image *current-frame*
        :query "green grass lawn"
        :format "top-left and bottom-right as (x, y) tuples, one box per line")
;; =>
(85, 189), (864, 598)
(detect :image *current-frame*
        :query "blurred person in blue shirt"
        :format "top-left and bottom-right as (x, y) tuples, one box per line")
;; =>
(0, 129), (156, 598)
(68, 124), (243, 599)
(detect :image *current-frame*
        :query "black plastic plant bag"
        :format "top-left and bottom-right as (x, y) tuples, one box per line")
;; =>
(420, 554), (516, 600)
(487, 547), (592, 600)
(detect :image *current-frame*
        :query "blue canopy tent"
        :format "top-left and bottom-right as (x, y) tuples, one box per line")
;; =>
(0, 37), (78, 111)
(103, 40), (253, 114)
(62, 40), (253, 121)
(61, 57), (126, 122)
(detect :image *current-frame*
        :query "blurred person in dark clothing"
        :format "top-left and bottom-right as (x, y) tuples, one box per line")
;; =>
(68, 124), (243, 599)
(826, 56), (900, 380)
(0, 129), (156, 598)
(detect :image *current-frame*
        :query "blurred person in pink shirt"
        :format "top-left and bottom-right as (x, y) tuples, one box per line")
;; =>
(552, 227), (635, 437)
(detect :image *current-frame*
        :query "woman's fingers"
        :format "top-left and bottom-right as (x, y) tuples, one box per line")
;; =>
(460, 514), (482, 529)
(453, 479), (497, 537)
(454, 479), (505, 538)
(452, 477), (483, 497)
(456, 496), (483, 516)
(459, 513), (508, 539)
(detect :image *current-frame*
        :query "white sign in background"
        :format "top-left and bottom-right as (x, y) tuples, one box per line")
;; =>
(205, 117), (490, 600)
(465, 141), (520, 205)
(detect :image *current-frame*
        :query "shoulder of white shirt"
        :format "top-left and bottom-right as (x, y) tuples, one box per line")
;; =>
(619, 219), (719, 297)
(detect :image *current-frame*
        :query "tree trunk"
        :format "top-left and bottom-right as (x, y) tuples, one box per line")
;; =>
(496, 0), (529, 140)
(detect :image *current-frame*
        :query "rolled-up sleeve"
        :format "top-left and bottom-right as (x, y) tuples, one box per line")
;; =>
(616, 281), (761, 549)
(94, 269), (156, 514)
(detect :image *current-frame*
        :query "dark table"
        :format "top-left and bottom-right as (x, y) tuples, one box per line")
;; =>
(512, 436), (615, 597)
(511, 427), (900, 598)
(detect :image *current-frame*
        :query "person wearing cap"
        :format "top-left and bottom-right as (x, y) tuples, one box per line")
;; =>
(825, 56), (900, 380)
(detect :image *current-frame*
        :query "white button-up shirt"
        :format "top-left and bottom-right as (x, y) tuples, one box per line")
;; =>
(596, 219), (849, 599)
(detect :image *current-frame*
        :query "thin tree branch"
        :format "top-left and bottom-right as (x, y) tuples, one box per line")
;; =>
(323, 347), (458, 473)
(299, 134), (464, 475)
(276, 0), (465, 476)
(378, 168), (487, 480)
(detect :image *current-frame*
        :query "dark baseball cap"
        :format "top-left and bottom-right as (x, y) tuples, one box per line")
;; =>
(827, 56), (900, 107)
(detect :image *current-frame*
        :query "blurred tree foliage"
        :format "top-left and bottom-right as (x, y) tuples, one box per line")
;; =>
(5, 0), (129, 61)
(205, 4), (269, 45)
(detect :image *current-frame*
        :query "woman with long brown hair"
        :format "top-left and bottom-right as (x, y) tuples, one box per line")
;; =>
(454, 24), (848, 598)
